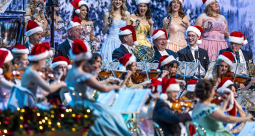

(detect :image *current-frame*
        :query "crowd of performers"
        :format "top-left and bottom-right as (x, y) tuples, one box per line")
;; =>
(1, 0), (255, 135)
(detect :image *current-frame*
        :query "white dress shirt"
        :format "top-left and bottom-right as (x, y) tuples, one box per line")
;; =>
(27, 41), (34, 53)
(122, 44), (133, 53)
(159, 50), (169, 56)
(67, 38), (73, 48)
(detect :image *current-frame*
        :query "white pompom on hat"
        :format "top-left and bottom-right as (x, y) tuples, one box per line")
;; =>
(71, 0), (87, 14)
(0, 48), (13, 74)
(217, 78), (234, 112)
(118, 25), (139, 46)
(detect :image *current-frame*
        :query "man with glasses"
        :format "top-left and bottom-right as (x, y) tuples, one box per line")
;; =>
(57, 16), (82, 59)
(177, 25), (209, 77)
(152, 29), (178, 62)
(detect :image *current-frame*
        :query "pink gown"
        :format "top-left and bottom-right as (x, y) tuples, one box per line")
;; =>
(199, 20), (228, 61)
(166, 24), (187, 52)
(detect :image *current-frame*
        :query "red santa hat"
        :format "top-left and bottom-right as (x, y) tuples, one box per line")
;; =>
(26, 20), (43, 37)
(152, 29), (170, 43)
(69, 39), (92, 61)
(50, 56), (72, 69)
(66, 16), (82, 31)
(28, 42), (53, 61)
(149, 78), (162, 98)
(118, 53), (136, 71)
(11, 44), (29, 54)
(187, 79), (197, 92)
(186, 25), (203, 44)
(229, 31), (248, 45)
(202, 0), (217, 7)
(0, 48), (13, 74)
(136, 0), (150, 5)
(160, 77), (180, 100)
(71, 0), (87, 14)
(168, 0), (184, 5)
(217, 51), (234, 68)
(157, 55), (176, 69)
(217, 78), (234, 112)
(118, 25), (139, 46)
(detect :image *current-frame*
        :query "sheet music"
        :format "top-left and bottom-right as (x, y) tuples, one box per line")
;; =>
(238, 122), (255, 136)
(0, 0), (13, 13)
(126, 89), (150, 113)
(97, 90), (116, 105)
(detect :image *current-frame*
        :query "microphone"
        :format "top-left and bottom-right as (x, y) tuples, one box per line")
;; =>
(195, 50), (199, 60)
(194, 50), (200, 79)
(235, 51), (240, 63)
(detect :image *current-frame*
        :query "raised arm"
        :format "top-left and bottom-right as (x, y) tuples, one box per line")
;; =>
(126, 11), (131, 25)
(0, 78), (14, 90)
(163, 17), (169, 34)
(84, 76), (119, 92)
(102, 12), (110, 35)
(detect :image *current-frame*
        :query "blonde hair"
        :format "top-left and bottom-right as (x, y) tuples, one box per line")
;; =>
(204, 3), (221, 17)
(212, 59), (231, 79)
(27, 0), (44, 19)
(167, 0), (185, 19)
(109, 0), (127, 20)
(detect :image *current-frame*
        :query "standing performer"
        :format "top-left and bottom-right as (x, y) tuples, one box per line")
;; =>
(163, 0), (190, 52)
(195, 0), (229, 61)
(100, 0), (130, 61)
(130, 0), (154, 47)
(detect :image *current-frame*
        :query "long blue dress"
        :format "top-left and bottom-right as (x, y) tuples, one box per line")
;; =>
(100, 19), (127, 61)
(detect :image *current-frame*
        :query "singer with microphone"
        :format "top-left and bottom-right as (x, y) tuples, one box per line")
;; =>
(177, 25), (209, 78)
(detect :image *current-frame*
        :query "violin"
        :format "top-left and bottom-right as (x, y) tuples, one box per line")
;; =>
(169, 72), (198, 82)
(171, 97), (194, 113)
(222, 71), (251, 84)
(99, 70), (126, 80)
(38, 67), (57, 80)
(131, 69), (161, 84)
(4, 65), (25, 80)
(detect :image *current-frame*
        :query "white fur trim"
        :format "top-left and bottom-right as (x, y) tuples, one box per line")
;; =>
(78, 1), (87, 7)
(217, 80), (234, 94)
(0, 48), (13, 63)
(118, 63), (126, 71)
(229, 36), (247, 45)
(161, 55), (176, 67)
(75, 9), (80, 14)
(217, 55), (233, 67)
(197, 40), (202, 45)
(66, 21), (81, 31)
(125, 54), (136, 66)
(150, 92), (160, 99)
(160, 93), (168, 100)
(50, 61), (68, 69)
(204, 0), (215, 6)
(168, 0), (182, 5)
(187, 84), (196, 92)
(152, 30), (165, 40)
(167, 83), (180, 92)
(118, 29), (132, 35)
(28, 50), (50, 61)
(11, 48), (29, 54)
(134, 41), (139, 46)
(69, 50), (92, 61)
(68, 65), (72, 69)
(167, 40), (170, 43)
(0, 68), (2, 75)
(26, 26), (43, 37)
(243, 40), (248, 45)
(187, 26), (201, 37)
(218, 88), (234, 112)
(136, 0), (150, 5)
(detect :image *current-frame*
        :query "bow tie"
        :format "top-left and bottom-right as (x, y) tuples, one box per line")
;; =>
(190, 46), (198, 51)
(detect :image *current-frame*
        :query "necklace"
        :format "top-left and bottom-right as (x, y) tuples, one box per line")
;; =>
(139, 15), (146, 20)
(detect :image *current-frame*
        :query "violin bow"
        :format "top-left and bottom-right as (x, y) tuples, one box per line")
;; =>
(106, 60), (117, 78)
(233, 52), (240, 82)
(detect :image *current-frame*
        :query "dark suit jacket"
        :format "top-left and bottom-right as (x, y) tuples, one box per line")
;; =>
(219, 47), (253, 64)
(112, 44), (130, 61)
(177, 46), (209, 71)
(153, 46), (178, 62)
(56, 39), (71, 59)
(24, 41), (29, 49)
(153, 99), (191, 136)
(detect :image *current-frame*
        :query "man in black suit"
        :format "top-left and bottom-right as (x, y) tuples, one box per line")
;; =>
(219, 31), (253, 66)
(112, 25), (139, 61)
(153, 78), (191, 136)
(177, 25), (209, 77)
(152, 29), (178, 62)
(24, 20), (43, 52)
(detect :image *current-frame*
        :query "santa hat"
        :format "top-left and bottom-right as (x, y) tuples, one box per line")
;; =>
(202, 0), (217, 7)
(0, 48), (13, 74)
(11, 44), (29, 54)
(229, 31), (248, 45)
(69, 39), (92, 61)
(186, 25), (203, 44)
(66, 16), (82, 31)
(26, 20), (43, 37)
(217, 78), (234, 112)
(149, 78), (162, 98)
(157, 55), (176, 69)
(217, 51), (234, 68)
(118, 53), (136, 71)
(168, 0), (184, 5)
(118, 25), (139, 46)
(136, 0), (150, 5)
(28, 42), (53, 61)
(50, 56), (72, 69)
(71, 0), (87, 14)
(187, 79), (197, 92)
(152, 29), (170, 43)
(160, 77), (180, 100)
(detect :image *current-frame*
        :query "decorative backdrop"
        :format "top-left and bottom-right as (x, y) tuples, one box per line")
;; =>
(6, 0), (255, 58)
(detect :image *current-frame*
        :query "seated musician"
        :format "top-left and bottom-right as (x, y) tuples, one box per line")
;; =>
(158, 55), (179, 78)
(153, 77), (192, 136)
(192, 79), (253, 136)
(112, 25), (139, 61)
(183, 79), (197, 100)
(0, 49), (14, 110)
(152, 29), (178, 62)
(177, 25), (209, 77)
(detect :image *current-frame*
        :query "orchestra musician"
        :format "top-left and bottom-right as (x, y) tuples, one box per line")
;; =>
(183, 79), (197, 100)
(177, 25), (209, 77)
(152, 29), (178, 62)
(153, 77), (192, 136)
(65, 38), (132, 136)
(158, 55), (179, 79)
(112, 25), (139, 61)
(11, 44), (30, 69)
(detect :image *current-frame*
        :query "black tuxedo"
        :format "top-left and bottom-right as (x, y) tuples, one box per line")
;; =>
(219, 47), (253, 64)
(56, 39), (71, 59)
(112, 44), (130, 62)
(153, 46), (178, 62)
(177, 46), (209, 71)
(153, 99), (191, 136)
